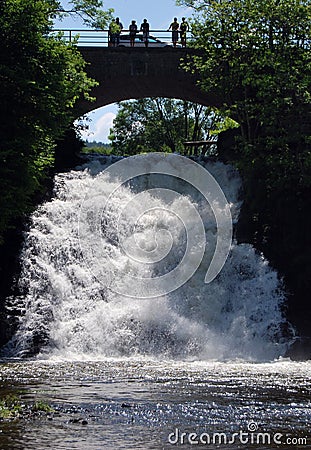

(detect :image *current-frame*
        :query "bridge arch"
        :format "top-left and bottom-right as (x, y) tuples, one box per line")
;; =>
(76, 47), (222, 116)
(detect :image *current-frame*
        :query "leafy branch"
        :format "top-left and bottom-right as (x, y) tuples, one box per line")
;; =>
(51, 0), (114, 28)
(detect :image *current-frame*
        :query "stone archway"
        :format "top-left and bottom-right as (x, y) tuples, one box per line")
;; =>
(76, 47), (222, 115)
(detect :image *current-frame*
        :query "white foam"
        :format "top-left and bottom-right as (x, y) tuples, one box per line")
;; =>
(5, 156), (293, 360)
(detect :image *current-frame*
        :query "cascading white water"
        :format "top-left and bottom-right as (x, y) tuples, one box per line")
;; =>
(5, 154), (292, 360)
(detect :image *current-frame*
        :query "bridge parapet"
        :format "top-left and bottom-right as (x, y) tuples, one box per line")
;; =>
(53, 29), (181, 47)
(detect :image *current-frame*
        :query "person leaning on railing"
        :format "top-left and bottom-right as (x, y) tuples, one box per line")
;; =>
(180, 17), (189, 48)
(115, 17), (123, 46)
(168, 17), (179, 48)
(109, 17), (123, 47)
(129, 20), (138, 47)
(140, 19), (150, 48)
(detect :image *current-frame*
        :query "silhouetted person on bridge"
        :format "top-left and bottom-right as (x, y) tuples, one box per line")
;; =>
(115, 17), (123, 46)
(129, 20), (138, 47)
(180, 17), (189, 48)
(109, 18), (123, 47)
(168, 17), (179, 47)
(140, 19), (150, 47)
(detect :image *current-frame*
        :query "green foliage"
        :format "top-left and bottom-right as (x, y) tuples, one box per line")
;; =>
(0, 0), (104, 241)
(0, 395), (23, 419)
(0, 394), (54, 419)
(179, 0), (311, 188)
(109, 98), (228, 155)
(82, 142), (113, 154)
(211, 116), (240, 135)
(32, 400), (54, 413)
(53, 0), (114, 29)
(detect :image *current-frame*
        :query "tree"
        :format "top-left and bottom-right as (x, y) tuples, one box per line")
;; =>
(109, 98), (229, 155)
(175, 0), (311, 210)
(177, 0), (311, 182)
(52, 0), (114, 29)
(179, 0), (311, 134)
(0, 0), (111, 241)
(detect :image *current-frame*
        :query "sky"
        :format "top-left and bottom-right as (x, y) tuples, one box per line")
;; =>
(56, 1), (192, 142)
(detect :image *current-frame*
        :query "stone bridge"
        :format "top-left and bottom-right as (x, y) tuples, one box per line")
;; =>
(76, 47), (221, 115)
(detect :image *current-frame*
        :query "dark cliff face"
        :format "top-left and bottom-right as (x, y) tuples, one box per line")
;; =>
(0, 129), (84, 350)
(0, 223), (24, 347)
(54, 127), (84, 171)
(218, 128), (311, 360)
(237, 188), (311, 360)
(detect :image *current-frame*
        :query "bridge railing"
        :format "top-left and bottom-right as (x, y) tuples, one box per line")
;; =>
(51, 29), (190, 47)
(52, 28), (309, 49)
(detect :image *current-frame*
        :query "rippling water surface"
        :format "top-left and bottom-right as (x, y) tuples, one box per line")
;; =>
(0, 359), (310, 449)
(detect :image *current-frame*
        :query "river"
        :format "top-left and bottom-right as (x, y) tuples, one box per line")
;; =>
(0, 359), (310, 449)
(0, 154), (309, 448)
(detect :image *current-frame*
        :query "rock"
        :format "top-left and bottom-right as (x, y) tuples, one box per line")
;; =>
(285, 337), (311, 361)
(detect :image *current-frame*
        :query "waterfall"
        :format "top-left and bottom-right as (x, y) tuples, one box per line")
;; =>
(4, 154), (293, 360)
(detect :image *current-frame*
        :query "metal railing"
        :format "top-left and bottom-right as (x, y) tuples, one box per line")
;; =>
(52, 28), (309, 49)
(51, 29), (187, 47)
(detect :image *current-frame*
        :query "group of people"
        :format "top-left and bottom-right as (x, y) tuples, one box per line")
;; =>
(108, 17), (150, 47)
(108, 17), (124, 47)
(108, 17), (190, 48)
(168, 17), (189, 48)
(129, 19), (150, 47)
